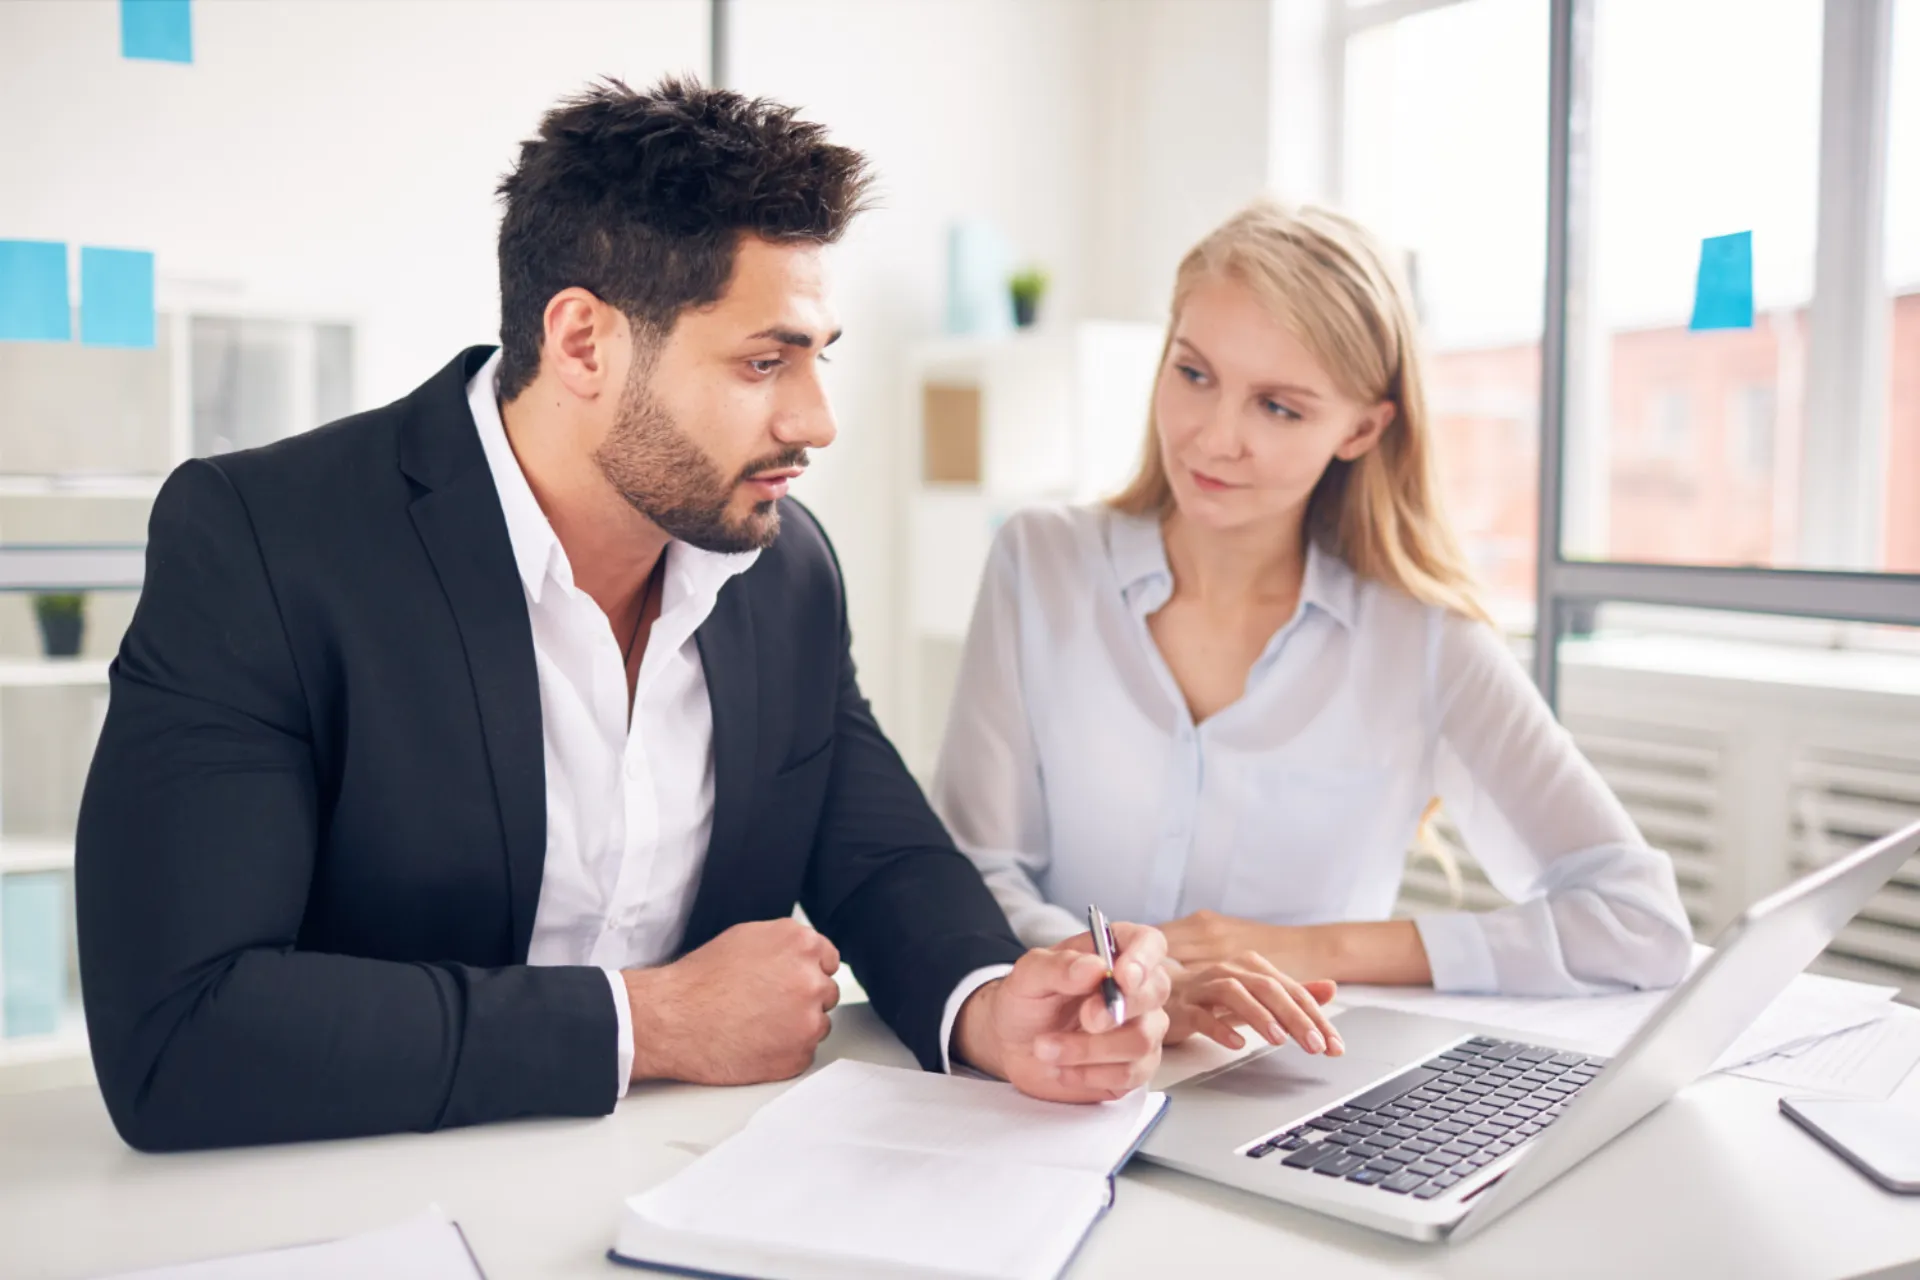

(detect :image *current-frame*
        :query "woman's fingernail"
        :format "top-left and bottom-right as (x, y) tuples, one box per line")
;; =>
(1266, 1021), (1285, 1043)
(1306, 1029), (1327, 1054)
(1329, 1033), (1346, 1054)
(1035, 1038), (1061, 1062)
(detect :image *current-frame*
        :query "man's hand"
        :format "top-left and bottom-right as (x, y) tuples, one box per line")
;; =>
(622, 918), (841, 1086)
(954, 923), (1173, 1103)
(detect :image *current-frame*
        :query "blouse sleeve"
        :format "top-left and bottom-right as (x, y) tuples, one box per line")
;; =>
(929, 522), (1086, 947)
(1411, 613), (1694, 996)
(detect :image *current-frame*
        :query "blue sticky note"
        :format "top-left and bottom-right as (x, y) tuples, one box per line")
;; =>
(121, 0), (192, 64)
(1690, 231), (1754, 331)
(0, 240), (71, 342)
(81, 247), (156, 348)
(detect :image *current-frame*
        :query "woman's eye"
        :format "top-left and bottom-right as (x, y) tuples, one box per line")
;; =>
(1176, 364), (1206, 385)
(1261, 398), (1301, 421)
(748, 358), (783, 375)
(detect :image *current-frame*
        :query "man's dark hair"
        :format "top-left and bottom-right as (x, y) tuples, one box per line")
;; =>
(495, 76), (874, 400)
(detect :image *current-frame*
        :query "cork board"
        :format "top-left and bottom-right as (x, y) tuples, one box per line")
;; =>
(922, 382), (982, 484)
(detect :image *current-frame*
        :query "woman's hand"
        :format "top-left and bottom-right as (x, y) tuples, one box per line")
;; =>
(1164, 950), (1343, 1056)
(1161, 909), (1308, 971)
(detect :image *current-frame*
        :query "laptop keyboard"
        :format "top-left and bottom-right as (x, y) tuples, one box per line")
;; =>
(1242, 1035), (1607, 1200)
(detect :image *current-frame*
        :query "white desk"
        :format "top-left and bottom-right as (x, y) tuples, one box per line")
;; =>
(3, 1001), (1919, 1280)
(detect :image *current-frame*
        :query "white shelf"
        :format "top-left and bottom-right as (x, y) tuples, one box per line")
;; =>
(0, 474), (164, 499)
(0, 838), (75, 874)
(0, 1014), (91, 1094)
(0, 1025), (86, 1068)
(0, 657), (110, 687)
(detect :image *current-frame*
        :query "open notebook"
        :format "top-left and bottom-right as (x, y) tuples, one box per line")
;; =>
(611, 1059), (1169, 1280)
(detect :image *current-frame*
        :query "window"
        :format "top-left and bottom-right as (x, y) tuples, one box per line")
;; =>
(1886, 0), (1919, 573)
(1729, 384), (1776, 478)
(1316, 0), (1920, 987)
(1341, 0), (1549, 625)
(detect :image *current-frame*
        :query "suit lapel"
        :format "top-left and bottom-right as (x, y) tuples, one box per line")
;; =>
(401, 349), (548, 962)
(681, 583), (760, 952)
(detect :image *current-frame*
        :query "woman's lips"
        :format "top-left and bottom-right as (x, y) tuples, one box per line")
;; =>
(1190, 468), (1237, 493)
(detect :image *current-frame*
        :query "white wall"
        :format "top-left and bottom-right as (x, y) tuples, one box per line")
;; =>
(1, 0), (1289, 744)
(727, 0), (1101, 729)
(1084, 0), (1275, 322)
(0, 0), (710, 408)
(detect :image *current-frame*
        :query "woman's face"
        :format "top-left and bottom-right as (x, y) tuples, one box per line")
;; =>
(1152, 272), (1392, 537)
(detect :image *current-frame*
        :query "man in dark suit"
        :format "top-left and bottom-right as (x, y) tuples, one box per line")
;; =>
(75, 77), (1170, 1152)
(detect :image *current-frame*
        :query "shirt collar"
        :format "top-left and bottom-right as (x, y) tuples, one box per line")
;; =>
(466, 349), (761, 610)
(1103, 505), (1358, 630)
(468, 349), (564, 603)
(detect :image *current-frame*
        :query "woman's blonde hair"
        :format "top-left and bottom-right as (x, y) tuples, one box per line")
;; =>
(1110, 199), (1490, 626)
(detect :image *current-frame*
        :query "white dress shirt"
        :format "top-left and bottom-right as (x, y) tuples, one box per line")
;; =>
(468, 352), (1002, 1096)
(932, 504), (1693, 996)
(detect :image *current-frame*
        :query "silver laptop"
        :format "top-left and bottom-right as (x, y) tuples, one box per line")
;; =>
(1139, 816), (1920, 1243)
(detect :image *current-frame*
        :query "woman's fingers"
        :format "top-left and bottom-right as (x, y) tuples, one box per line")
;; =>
(1233, 954), (1342, 1056)
(1240, 972), (1335, 1054)
(1221, 955), (1344, 1059)
(1271, 970), (1343, 1055)
(1192, 977), (1293, 1047)
(1186, 1005), (1246, 1051)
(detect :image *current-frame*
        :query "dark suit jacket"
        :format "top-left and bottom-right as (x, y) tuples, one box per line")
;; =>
(76, 345), (1024, 1152)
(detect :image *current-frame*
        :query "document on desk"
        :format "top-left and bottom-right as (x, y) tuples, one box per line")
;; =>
(1334, 954), (1896, 1072)
(1731, 1014), (1920, 1099)
(104, 1207), (485, 1279)
(610, 1059), (1169, 1280)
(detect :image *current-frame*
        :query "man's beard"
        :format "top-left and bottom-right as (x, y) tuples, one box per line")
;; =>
(593, 370), (806, 555)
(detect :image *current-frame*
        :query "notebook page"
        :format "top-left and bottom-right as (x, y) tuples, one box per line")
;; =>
(626, 1133), (1106, 1280)
(738, 1059), (1161, 1175)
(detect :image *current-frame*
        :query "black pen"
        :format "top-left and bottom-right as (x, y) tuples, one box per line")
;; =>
(1086, 904), (1126, 1026)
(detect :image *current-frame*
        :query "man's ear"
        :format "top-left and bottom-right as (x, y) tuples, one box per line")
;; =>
(1334, 400), (1396, 462)
(540, 287), (623, 402)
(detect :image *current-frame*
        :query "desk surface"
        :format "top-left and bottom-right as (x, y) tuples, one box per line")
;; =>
(4, 1002), (1919, 1280)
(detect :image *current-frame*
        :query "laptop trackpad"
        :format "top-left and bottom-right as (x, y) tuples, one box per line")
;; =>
(1192, 1042), (1404, 1110)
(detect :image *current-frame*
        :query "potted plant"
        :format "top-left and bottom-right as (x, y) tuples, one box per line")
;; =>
(1008, 267), (1050, 329)
(33, 592), (86, 659)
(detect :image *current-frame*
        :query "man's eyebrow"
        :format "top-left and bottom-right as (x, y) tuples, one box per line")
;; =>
(749, 327), (843, 349)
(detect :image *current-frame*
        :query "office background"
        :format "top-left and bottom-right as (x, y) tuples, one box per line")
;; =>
(0, 0), (1915, 1094)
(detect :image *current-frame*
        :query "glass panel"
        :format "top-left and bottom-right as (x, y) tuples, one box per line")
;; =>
(1554, 603), (1920, 998)
(1887, 0), (1919, 573)
(1568, 0), (1825, 569)
(191, 316), (297, 457)
(1343, 0), (1549, 627)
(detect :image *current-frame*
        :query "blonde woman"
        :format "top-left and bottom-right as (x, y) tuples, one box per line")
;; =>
(931, 201), (1691, 1056)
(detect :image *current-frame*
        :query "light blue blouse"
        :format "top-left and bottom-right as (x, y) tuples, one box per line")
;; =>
(930, 505), (1692, 996)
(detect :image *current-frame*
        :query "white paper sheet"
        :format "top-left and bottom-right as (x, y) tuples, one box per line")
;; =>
(106, 1208), (483, 1280)
(1731, 1014), (1920, 1099)
(1333, 963), (1896, 1072)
